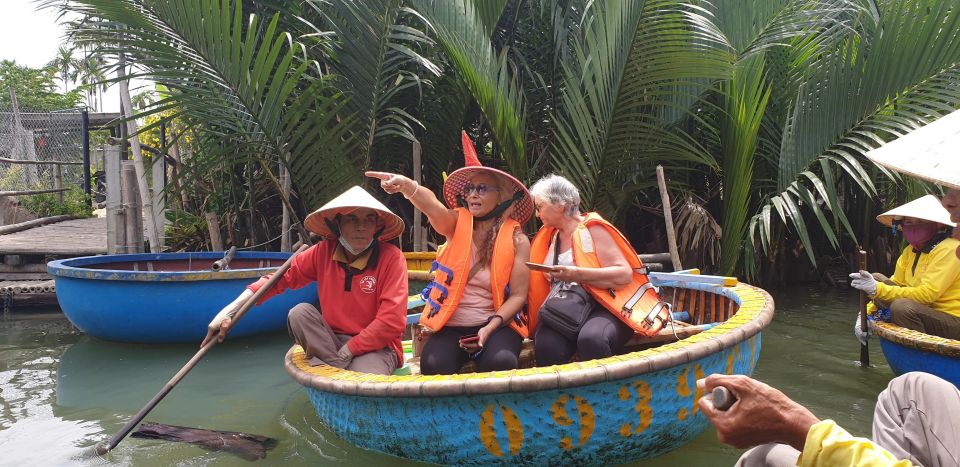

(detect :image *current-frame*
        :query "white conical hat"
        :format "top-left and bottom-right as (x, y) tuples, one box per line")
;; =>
(303, 186), (404, 240)
(876, 194), (956, 227)
(865, 109), (960, 190)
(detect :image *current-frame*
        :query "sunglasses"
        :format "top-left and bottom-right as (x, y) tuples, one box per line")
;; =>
(462, 183), (501, 197)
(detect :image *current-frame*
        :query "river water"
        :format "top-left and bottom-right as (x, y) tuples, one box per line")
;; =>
(0, 285), (893, 466)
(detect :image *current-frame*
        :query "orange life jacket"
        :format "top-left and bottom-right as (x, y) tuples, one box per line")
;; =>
(527, 213), (669, 336)
(420, 208), (530, 336)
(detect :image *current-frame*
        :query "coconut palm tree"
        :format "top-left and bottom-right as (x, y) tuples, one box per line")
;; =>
(46, 46), (81, 93)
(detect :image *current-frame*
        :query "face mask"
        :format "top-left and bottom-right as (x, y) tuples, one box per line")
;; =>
(902, 223), (940, 249)
(339, 235), (373, 256)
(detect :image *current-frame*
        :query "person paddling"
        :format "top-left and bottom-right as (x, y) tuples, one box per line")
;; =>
(203, 186), (408, 375)
(850, 195), (960, 341)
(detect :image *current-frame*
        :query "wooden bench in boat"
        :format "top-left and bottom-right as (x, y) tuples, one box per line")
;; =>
(403, 285), (739, 376)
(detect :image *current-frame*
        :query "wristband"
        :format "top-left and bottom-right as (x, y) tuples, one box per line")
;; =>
(488, 314), (504, 327)
(404, 182), (420, 199)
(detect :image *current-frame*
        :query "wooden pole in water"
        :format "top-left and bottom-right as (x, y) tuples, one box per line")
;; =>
(656, 165), (682, 271)
(97, 244), (309, 455)
(858, 249), (869, 367)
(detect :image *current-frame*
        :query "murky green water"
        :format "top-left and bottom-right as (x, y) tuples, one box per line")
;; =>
(0, 285), (893, 466)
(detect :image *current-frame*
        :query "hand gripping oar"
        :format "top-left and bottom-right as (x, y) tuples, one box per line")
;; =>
(96, 244), (309, 455)
(857, 250), (870, 367)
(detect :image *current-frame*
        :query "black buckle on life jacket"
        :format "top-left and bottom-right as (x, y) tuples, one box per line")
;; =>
(643, 301), (670, 327)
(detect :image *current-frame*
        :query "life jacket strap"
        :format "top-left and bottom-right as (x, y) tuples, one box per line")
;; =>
(430, 260), (455, 286)
(643, 301), (670, 327)
(622, 282), (657, 316)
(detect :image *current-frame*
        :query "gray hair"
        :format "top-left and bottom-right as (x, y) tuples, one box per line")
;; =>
(530, 174), (581, 217)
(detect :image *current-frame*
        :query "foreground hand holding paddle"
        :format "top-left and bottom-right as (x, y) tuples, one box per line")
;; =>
(696, 374), (819, 451)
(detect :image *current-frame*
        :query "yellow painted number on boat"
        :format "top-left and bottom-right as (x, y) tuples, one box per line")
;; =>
(676, 363), (706, 421)
(617, 379), (652, 437)
(550, 395), (595, 450)
(725, 344), (741, 374)
(480, 403), (524, 457)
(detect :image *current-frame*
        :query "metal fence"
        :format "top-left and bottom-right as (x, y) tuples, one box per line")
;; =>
(0, 101), (87, 196)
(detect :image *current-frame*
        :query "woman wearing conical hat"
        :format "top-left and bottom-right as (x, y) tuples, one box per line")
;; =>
(203, 186), (409, 375)
(367, 131), (533, 375)
(849, 195), (960, 341)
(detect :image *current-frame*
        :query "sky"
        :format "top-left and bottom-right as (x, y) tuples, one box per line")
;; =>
(0, 0), (148, 113)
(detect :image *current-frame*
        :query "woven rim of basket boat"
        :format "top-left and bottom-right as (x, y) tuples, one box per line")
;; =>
(872, 321), (960, 358)
(284, 282), (774, 398)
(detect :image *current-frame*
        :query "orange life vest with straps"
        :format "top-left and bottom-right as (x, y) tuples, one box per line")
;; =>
(420, 208), (530, 336)
(527, 213), (669, 336)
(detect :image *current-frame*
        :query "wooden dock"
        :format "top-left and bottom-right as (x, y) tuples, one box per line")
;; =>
(0, 217), (107, 256)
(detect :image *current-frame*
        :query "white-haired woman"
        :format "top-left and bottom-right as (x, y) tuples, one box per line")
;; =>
(526, 174), (640, 365)
(366, 132), (533, 375)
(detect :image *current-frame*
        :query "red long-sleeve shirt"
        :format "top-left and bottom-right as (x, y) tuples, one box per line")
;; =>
(247, 240), (407, 365)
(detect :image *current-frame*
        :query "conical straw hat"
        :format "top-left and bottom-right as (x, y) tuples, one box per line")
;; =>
(876, 194), (956, 227)
(304, 186), (404, 240)
(441, 131), (533, 223)
(865, 109), (960, 190)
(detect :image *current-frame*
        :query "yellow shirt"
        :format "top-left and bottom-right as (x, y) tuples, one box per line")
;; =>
(871, 237), (960, 318)
(799, 420), (912, 466)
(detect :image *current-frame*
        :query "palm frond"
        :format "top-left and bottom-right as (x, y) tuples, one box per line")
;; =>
(52, 0), (357, 211)
(408, 0), (528, 179)
(551, 0), (731, 217)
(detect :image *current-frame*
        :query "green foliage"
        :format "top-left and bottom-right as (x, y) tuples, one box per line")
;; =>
(19, 187), (92, 218)
(0, 60), (84, 110)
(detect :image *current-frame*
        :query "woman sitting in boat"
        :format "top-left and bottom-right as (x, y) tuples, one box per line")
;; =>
(203, 186), (408, 375)
(851, 194), (960, 341)
(527, 174), (668, 366)
(366, 132), (533, 375)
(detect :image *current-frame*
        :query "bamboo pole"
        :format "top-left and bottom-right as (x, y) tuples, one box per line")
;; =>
(205, 212), (224, 251)
(280, 163), (292, 252)
(412, 140), (424, 251)
(118, 76), (161, 252)
(656, 165), (682, 271)
(121, 162), (144, 253)
(858, 250), (870, 367)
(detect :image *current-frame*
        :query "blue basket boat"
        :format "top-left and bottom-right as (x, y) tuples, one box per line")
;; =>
(285, 281), (774, 465)
(872, 321), (960, 387)
(47, 251), (317, 343)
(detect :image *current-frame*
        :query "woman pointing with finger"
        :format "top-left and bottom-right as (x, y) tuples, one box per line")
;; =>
(366, 131), (533, 375)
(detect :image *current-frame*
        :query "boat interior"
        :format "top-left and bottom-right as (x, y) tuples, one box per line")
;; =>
(404, 285), (741, 375)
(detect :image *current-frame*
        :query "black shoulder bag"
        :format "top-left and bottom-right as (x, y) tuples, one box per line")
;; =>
(537, 232), (598, 339)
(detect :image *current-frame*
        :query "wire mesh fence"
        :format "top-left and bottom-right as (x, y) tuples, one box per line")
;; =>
(0, 101), (86, 194)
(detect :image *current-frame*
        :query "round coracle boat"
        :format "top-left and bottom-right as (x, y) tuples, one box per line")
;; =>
(872, 321), (960, 386)
(285, 280), (774, 465)
(48, 251), (318, 343)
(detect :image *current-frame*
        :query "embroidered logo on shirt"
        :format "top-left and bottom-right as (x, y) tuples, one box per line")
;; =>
(359, 275), (377, 293)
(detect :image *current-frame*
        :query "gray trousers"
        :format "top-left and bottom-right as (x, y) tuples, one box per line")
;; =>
(287, 303), (397, 375)
(736, 372), (960, 467)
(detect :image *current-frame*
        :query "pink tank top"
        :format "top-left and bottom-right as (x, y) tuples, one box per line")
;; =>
(447, 246), (495, 327)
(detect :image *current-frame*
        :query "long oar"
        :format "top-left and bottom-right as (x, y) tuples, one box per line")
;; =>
(97, 244), (310, 455)
(857, 249), (870, 367)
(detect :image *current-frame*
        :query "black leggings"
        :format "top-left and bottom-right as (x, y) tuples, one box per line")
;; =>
(420, 325), (523, 375)
(534, 307), (633, 366)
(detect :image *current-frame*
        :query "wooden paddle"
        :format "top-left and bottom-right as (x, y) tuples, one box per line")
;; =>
(97, 243), (310, 455)
(857, 249), (870, 367)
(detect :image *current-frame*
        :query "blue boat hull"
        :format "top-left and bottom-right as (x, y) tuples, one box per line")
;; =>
(305, 335), (759, 465)
(48, 252), (317, 343)
(287, 282), (774, 465)
(878, 336), (960, 387)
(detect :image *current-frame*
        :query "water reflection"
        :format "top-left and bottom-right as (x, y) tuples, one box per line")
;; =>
(1, 286), (901, 466)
